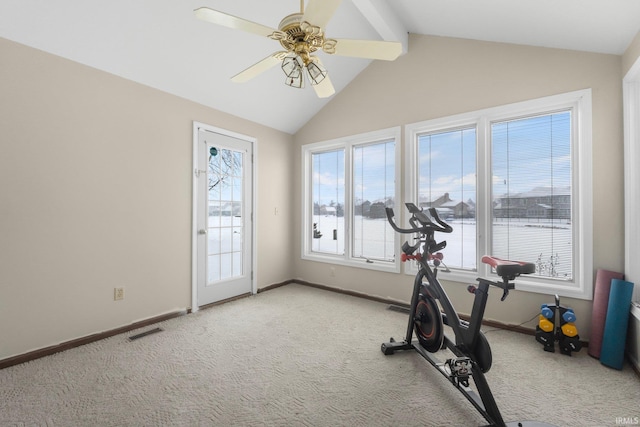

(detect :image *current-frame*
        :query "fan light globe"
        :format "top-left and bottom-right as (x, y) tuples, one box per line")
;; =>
(282, 54), (304, 78)
(306, 59), (327, 85)
(285, 73), (304, 88)
(282, 53), (305, 88)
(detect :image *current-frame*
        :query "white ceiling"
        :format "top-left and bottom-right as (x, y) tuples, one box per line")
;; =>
(2, 0), (640, 134)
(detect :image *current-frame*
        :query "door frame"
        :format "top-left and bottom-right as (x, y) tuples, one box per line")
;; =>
(191, 121), (257, 312)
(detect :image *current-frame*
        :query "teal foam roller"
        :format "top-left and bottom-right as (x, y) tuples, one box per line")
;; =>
(600, 279), (634, 370)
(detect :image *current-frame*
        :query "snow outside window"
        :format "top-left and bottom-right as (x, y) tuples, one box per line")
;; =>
(406, 90), (592, 299)
(302, 127), (401, 273)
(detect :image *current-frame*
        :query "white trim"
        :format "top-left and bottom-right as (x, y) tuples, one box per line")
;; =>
(191, 121), (257, 312)
(301, 127), (402, 273)
(192, 124), (199, 312)
(351, 0), (408, 54)
(624, 59), (640, 303)
(252, 134), (258, 296)
(404, 89), (593, 299)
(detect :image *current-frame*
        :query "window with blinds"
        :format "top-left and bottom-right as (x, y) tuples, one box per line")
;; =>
(491, 111), (573, 280)
(417, 127), (477, 270)
(405, 89), (592, 298)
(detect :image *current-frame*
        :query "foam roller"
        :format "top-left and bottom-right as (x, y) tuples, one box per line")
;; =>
(600, 279), (634, 370)
(589, 269), (624, 358)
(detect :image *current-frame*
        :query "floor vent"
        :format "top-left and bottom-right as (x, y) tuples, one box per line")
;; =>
(387, 304), (411, 314)
(129, 327), (163, 341)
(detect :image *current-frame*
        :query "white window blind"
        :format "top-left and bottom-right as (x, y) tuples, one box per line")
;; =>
(491, 111), (572, 280)
(417, 127), (477, 270)
(406, 89), (592, 298)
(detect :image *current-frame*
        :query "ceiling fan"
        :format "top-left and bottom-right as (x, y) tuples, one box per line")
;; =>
(194, 0), (402, 98)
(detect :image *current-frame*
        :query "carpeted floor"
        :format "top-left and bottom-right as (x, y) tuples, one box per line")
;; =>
(1, 283), (639, 426)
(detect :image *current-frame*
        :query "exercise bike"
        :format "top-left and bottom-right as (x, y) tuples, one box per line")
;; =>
(381, 203), (553, 427)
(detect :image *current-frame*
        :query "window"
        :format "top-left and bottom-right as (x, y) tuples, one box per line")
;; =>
(417, 127), (477, 270)
(310, 149), (345, 255)
(491, 112), (572, 280)
(302, 127), (401, 272)
(406, 90), (593, 299)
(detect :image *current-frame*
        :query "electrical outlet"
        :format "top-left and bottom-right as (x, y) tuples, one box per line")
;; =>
(114, 287), (125, 301)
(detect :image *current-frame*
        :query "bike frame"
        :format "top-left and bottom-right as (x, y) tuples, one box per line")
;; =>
(382, 204), (546, 427)
(403, 258), (505, 426)
(381, 204), (508, 426)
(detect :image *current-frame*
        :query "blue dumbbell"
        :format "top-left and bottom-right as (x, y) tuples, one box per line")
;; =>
(562, 308), (576, 323)
(540, 304), (554, 319)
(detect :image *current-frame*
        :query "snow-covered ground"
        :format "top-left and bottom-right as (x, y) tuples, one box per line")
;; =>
(311, 215), (572, 278)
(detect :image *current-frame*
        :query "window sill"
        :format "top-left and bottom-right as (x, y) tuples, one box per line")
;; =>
(433, 268), (592, 300)
(301, 253), (400, 274)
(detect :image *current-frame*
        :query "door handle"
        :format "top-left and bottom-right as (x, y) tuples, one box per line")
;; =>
(198, 229), (207, 235)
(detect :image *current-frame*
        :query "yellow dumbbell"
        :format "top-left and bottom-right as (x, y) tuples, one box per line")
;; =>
(538, 315), (554, 333)
(561, 322), (578, 338)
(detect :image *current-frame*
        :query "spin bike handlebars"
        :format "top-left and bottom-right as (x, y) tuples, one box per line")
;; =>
(385, 203), (453, 235)
(386, 203), (534, 302)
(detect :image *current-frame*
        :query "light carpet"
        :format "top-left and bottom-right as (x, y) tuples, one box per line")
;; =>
(1, 283), (639, 426)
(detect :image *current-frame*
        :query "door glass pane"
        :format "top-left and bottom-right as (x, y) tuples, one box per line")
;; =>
(220, 226), (232, 253)
(232, 151), (243, 175)
(207, 255), (220, 283)
(232, 178), (243, 202)
(208, 201), (221, 228)
(207, 228), (220, 255)
(232, 227), (242, 250)
(207, 146), (244, 284)
(220, 253), (232, 280)
(232, 252), (242, 277)
(232, 201), (242, 226)
(417, 127), (477, 270)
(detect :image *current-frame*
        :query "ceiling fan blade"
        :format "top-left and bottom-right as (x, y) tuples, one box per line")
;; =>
(194, 7), (281, 38)
(302, 0), (342, 29)
(312, 74), (335, 98)
(231, 52), (288, 83)
(330, 38), (402, 61)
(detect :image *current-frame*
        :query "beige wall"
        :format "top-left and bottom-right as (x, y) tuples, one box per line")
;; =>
(293, 34), (624, 339)
(0, 38), (293, 360)
(1, 30), (631, 360)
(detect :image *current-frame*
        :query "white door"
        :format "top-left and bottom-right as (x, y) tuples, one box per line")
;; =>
(195, 126), (253, 306)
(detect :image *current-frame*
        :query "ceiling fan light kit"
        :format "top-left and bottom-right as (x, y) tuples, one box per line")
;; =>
(285, 73), (304, 89)
(195, 0), (401, 98)
(282, 53), (304, 78)
(281, 53), (328, 89)
(282, 53), (305, 88)
(306, 59), (327, 85)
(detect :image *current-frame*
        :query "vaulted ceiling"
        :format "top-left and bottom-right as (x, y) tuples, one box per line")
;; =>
(2, 0), (640, 134)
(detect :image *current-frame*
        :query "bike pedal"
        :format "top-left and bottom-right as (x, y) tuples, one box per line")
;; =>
(446, 357), (472, 379)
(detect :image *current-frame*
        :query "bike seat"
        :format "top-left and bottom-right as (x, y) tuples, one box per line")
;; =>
(481, 255), (535, 279)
